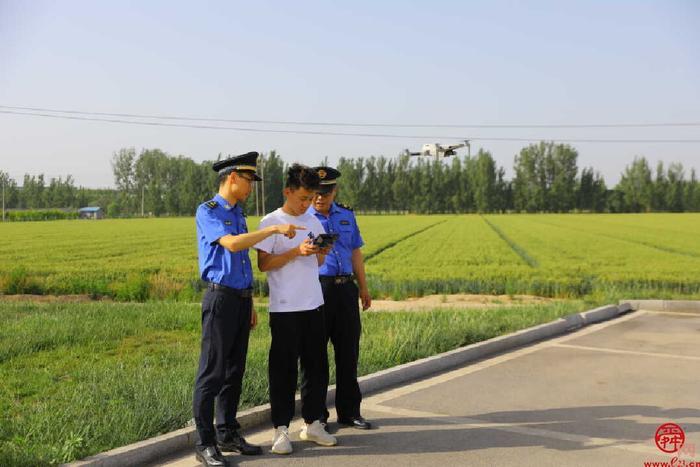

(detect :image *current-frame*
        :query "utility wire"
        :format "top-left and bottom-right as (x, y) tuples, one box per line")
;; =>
(1, 104), (700, 129)
(2, 109), (700, 143)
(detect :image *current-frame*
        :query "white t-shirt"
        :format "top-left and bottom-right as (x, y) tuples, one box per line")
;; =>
(255, 208), (326, 313)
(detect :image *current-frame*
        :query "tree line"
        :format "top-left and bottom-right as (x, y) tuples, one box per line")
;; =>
(1, 141), (699, 217)
(108, 148), (286, 217)
(0, 172), (114, 213)
(337, 141), (699, 213)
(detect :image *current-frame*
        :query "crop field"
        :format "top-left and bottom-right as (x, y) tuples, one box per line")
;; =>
(2, 213), (699, 465)
(1, 213), (700, 300)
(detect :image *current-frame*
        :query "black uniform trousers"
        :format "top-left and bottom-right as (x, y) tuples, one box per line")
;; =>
(320, 280), (362, 420)
(268, 308), (326, 428)
(193, 289), (252, 447)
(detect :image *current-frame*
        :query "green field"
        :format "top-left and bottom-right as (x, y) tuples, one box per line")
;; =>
(1, 213), (700, 300)
(0, 299), (586, 466)
(2, 213), (698, 465)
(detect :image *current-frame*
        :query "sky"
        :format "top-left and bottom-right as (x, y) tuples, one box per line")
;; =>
(0, 0), (698, 188)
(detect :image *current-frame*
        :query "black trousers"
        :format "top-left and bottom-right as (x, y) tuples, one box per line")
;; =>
(320, 281), (362, 420)
(192, 289), (251, 447)
(268, 309), (326, 428)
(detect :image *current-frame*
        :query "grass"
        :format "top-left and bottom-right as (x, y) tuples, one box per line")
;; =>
(1, 214), (700, 301)
(0, 299), (587, 466)
(2, 213), (698, 465)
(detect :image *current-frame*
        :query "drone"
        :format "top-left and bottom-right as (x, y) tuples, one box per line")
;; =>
(403, 140), (471, 159)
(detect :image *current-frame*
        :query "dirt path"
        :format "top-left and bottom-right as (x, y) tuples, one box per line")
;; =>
(0, 293), (557, 311)
(0, 294), (112, 303)
(367, 294), (557, 312)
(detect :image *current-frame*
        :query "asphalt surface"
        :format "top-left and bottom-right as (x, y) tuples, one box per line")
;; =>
(154, 309), (700, 467)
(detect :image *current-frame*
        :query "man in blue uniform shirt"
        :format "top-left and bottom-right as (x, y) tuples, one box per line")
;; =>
(193, 151), (305, 467)
(310, 166), (373, 431)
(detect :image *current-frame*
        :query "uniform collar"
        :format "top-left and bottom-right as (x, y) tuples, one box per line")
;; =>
(329, 202), (341, 215)
(309, 202), (340, 217)
(214, 194), (239, 212)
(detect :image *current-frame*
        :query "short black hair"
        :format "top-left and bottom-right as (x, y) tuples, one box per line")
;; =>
(218, 167), (236, 185)
(285, 163), (320, 191)
(218, 168), (254, 185)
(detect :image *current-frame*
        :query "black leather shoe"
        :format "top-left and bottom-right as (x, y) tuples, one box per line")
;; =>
(218, 431), (263, 455)
(195, 446), (229, 467)
(337, 416), (372, 430)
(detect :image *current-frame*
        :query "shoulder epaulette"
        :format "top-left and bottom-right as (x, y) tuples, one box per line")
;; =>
(336, 202), (353, 211)
(205, 200), (219, 209)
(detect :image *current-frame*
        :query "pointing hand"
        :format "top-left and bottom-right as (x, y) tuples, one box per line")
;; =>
(276, 224), (306, 238)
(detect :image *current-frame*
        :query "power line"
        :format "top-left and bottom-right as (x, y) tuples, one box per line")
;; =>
(1, 104), (700, 129)
(2, 109), (700, 143)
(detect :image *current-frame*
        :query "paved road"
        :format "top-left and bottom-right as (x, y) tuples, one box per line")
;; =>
(155, 309), (700, 466)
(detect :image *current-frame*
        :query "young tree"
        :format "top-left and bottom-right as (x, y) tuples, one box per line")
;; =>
(383, 157), (396, 212)
(685, 169), (699, 212)
(337, 157), (363, 210)
(0, 171), (20, 213)
(578, 167), (596, 211)
(605, 189), (626, 213)
(467, 149), (497, 213)
(652, 161), (668, 211)
(21, 174), (47, 209)
(617, 157), (653, 212)
(513, 143), (544, 212)
(446, 156), (463, 213)
(591, 171), (607, 212)
(665, 162), (685, 212)
(494, 166), (510, 213)
(111, 147), (137, 214)
(362, 156), (380, 213)
(391, 154), (412, 213)
(548, 144), (578, 212)
(263, 150), (285, 214)
(577, 167), (606, 212)
(177, 158), (210, 216)
(134, 149), (169, 216)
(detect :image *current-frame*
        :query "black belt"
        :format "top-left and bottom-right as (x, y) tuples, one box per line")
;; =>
(208, 283), (253, 298)
(319, 275), (355, 285)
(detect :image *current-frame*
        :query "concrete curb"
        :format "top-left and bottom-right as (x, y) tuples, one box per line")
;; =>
(621, 299), (700, 313)
(68, 303), (631, 467)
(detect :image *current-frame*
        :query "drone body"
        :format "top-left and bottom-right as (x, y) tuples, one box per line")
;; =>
(404, 141), (470, 159)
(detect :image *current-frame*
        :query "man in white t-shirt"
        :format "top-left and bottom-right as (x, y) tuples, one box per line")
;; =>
(255, 164), (338, 455)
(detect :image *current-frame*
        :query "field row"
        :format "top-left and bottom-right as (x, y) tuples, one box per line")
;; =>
(1, 214), (700, 300)
(369, 214), (700, 298)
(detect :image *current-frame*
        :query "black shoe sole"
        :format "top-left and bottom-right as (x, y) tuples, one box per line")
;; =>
(218, 444), (263, 456)
(195, 452), (229, 467)
(337, 420), (372, 430)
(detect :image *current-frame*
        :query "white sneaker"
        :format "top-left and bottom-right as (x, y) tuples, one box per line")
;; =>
(299, 420), (338, 446)
(271, 426), (293, 454)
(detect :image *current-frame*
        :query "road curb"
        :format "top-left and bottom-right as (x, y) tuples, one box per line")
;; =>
(621, 299), (700, 313)
(68, 303), (631, 466)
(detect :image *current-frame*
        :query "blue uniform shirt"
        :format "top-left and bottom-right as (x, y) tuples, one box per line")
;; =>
(310, 202), (364, 276)
(196, 194), (253, 289)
